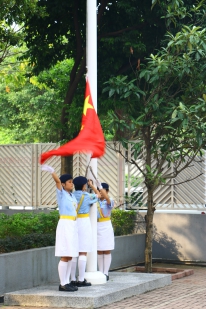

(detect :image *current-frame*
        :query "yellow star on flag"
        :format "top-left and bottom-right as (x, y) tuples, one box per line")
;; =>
(83, 95), (94, 115)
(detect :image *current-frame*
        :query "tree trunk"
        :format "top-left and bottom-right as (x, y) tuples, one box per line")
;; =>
(59, 1), (109, 177)
(144, 188), (154, 272)
(144, 126), (154, 273)
(59, 48), (86, 176)
(61, 156), (73, 175)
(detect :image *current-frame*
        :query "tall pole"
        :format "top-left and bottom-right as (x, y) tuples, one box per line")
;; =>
(87, 1), (97, 106)
(84, 0), (106, 284)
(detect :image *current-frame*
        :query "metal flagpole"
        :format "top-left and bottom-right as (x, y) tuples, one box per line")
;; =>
(84, 0), (106, 284)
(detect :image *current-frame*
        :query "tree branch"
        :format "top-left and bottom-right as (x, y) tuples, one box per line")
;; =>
(162, 172), (203, 186)
(98, 23), (149, 39)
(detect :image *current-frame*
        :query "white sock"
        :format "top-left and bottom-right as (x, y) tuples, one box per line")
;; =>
(58, 260), (68, 286)
(78, 255), (87, 282)
(103, 254), (111, 276)
(70, 257), (77, 281)
(65, 260), (72, 284)
(97, 254), (104, 273)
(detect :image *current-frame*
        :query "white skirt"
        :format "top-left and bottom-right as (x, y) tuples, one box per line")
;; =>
(97, 220), (115, 250)
(77, 217), (93, 252)
(55, 219), (79, 257)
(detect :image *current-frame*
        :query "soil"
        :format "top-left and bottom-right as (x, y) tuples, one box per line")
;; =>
(117, 263), (194, 280)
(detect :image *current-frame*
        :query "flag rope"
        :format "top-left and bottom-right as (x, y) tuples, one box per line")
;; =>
(89, 166), (97, 181)
(85, 158), (92, 177)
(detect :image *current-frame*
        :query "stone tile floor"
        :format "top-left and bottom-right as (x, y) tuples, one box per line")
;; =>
(1, 264), (206, 309)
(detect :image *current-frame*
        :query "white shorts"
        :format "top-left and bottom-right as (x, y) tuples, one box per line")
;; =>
(77, 217), (93, 252)
(55, 219), (78, 257)
(97, 220), (115, 251)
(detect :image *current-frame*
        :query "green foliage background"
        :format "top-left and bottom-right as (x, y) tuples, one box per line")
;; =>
(111, 209), (136, 236)
(0, 209), (136, 253)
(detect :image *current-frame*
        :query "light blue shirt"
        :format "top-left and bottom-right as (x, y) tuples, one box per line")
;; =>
(73, 191), (98, 214)
(97, 198), (114, 219)
(56, 188), (77, 216)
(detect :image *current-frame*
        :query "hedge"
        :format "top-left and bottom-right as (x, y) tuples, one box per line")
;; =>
(0, 209), (136, 253)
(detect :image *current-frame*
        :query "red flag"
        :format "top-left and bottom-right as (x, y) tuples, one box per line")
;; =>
(40, 80), (105, 164)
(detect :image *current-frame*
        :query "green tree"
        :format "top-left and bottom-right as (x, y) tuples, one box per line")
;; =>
(103, 1), (206, 272)
(0, 0), (44, 65)
(17, 0), (168, 172)
(0, 55), (80, 143)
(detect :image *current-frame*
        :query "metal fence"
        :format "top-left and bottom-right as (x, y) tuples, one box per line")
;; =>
(0, 143), (205, 209)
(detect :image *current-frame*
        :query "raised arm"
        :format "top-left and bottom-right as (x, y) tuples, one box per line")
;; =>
(41, 165), (62, 190)
(96, 179), (111, 205)
(88, 179), (101, 198)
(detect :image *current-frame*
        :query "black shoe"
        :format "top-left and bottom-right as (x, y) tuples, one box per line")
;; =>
(66, 283), (78, 291)
(76, 279), (92, 287)
(70, 280), (77, 287)
(104, 274), (109, 281)
(59, 284), (77, 292)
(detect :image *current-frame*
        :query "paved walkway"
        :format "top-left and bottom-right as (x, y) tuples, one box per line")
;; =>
(101, 264), (206, 309)
(1, 264), (206, 309)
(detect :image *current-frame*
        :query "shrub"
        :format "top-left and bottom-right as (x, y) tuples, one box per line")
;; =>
(0, 211), (59, 253)
(0, 211), (59, 238)
(111, 209), (136, 236)
(0, 233), (55, 253)
(0, 209), (136, 253)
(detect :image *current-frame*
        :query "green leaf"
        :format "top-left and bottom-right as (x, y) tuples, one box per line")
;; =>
(172, 110), (177, 118)
(109, 89), (115, 98)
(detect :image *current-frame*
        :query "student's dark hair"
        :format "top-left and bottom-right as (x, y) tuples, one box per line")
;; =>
(97, 187), (109, 193)
(74, 184), (84, 191)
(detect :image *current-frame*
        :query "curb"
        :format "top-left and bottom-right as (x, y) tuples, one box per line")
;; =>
(120, 266), (194, 280)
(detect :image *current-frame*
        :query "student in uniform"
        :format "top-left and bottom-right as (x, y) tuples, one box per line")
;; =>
(41, 164), (78, 292)
(96, 181), (115, 281)
(70, 176), (100, 287)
